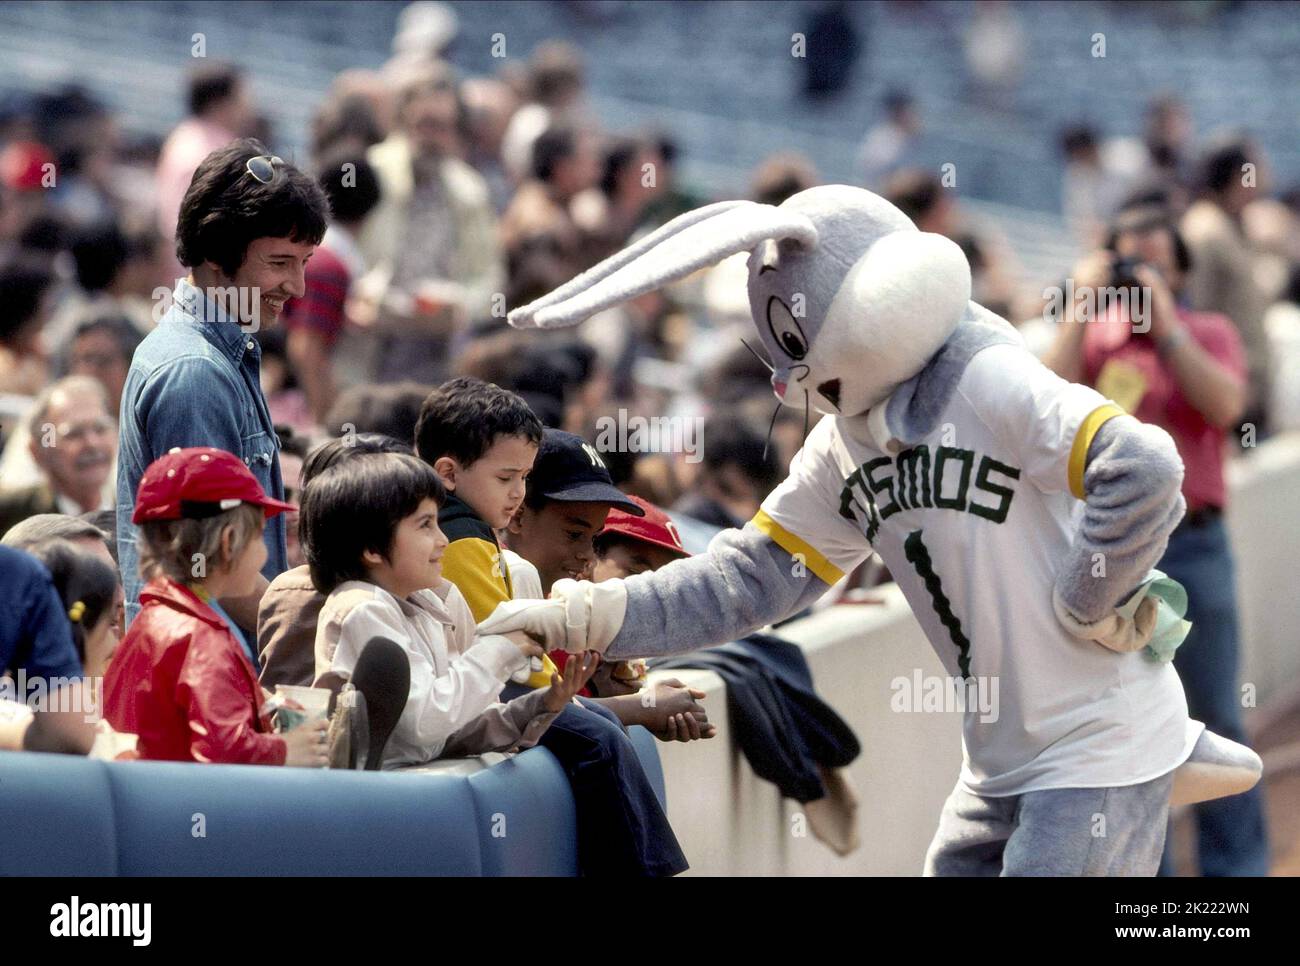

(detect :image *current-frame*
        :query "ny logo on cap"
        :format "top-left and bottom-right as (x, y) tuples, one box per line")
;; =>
(581, 442), (606, 470)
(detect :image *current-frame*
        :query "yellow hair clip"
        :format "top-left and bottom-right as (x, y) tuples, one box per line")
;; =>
(67, 600), (86, 623)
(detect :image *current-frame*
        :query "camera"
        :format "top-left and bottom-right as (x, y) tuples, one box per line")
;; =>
(1109, 256), (1144, 293)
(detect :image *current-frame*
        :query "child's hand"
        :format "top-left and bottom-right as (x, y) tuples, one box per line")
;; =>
(543, 650), (600, 713)
(643, 680), (717, 742)
(281, 719), (329, 767)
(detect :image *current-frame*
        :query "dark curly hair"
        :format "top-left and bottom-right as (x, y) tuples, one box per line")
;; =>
(175, 138), (328, 276)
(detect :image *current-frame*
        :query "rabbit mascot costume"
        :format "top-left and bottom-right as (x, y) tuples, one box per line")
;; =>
(480, 185), (1262, 876)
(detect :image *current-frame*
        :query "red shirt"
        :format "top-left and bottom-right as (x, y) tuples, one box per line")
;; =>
(103, 578), (286, 765)
(281, 245), (351, 346)
(1082, 305), (1246, 510)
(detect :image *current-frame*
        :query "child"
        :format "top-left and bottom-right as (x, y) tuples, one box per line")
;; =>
(103, 447), (328, 766)
(0, 539), (118, 754)
(503, 429), (715, 742)
(301, 451), (595, 768)
(18, 539), (136, 759)
(415, 377), (688, 876)
(257, 432), (412, 689)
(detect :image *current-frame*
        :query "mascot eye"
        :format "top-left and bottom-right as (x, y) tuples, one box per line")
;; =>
(766, 296), (808, 360)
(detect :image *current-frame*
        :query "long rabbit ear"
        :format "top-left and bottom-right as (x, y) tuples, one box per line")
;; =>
(508, 200), (819, 329)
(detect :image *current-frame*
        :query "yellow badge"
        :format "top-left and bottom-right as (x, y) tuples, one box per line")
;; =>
(1095, 359), (1148, 414)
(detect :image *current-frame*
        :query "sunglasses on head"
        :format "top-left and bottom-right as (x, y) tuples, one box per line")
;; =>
(244, 154), (284, 184)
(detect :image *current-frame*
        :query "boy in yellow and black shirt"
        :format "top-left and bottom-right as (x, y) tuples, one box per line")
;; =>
(413, 376), (553, 689)
(415, 376), (687, 876)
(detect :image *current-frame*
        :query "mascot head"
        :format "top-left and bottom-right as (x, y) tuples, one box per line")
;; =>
(508, 184), (972, 418)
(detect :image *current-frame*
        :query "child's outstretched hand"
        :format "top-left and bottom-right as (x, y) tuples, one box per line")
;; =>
(543, 650), (600, 713)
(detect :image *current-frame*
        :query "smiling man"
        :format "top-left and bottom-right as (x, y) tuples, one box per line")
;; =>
(117, 138), (328, 628)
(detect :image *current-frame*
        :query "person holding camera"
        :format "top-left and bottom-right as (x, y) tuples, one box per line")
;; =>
(1043, 197), (1268, 876)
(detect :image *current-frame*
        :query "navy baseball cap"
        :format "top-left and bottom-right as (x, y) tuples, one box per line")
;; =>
(527, 429), (645, 515)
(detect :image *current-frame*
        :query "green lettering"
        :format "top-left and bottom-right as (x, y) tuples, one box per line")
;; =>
(934, 446), (973, 511)
(864, 457), (899, 520)
(896, 445), (933, 509)
(969, 456), (1020, 524)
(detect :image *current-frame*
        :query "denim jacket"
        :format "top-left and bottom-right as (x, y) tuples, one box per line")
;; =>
(117, 279), (286, 625)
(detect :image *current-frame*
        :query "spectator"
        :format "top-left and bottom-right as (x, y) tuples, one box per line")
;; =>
(309, 70), (390, 163)
(460, 76), (519, 214)
(0, 141), (56, 246)
(1181, 137), (1275, 433)
(302, 451), (588, 768)
(356, 62), (503, 384)
(857, 88), (921, 189)
(501, 432), (715, 740)
(3, 512), (114, 566)
(0, 376), (116, 536)
(63, 314), (142, 416)
(12, 538), (131, 758)
(1042, 200), (1267, 876)
(279, 151), (381, 423)
(48, 222), (160, 345)
(154, 62), (253, 258)
(3, 513), (121, 638)
(500, 41), (589, 187)
(116, 139), (328, 629)
(800, 1), (861, 98)
(103, 447), (327, 766)
(384, 1), (459, 80)
(672, 413), (782, 533)
(1061, 125), (1114, 248)
(751, 153), (819, 208)
(633, 132), (707, 233)
(24, 539), (119, 680)
(500, 122), (603, 304)
(0, 256), (56, 396)
(322, 380), (431, 442)
(1143, 94), (1194, 201)
(258, 432), (410, 690)
(572, 136), (664, 262)
(0, 544), (93, 755)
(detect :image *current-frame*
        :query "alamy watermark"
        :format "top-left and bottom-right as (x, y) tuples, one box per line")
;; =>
(890, 669), (999, 724)
(594, 408), (704, 463)
(1042, 279), (1151, 333)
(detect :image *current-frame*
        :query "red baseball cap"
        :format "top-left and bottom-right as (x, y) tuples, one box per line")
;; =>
(133, 447), (296, 524)
(598, 495), (690, 558)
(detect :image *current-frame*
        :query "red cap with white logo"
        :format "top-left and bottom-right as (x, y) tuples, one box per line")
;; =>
(132, 447), (296, 524)
(598, 495), (690, 558)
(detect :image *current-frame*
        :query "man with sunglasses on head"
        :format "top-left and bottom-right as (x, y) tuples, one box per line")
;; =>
(116, 139), (329, 632)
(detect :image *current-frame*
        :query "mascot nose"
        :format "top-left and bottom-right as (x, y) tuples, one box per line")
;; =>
(771, 374), (788, 400)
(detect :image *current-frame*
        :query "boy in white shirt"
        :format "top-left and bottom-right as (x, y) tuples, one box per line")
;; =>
(302, 451), (595, 768)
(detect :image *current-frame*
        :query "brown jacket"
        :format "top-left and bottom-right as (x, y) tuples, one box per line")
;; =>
(256, 564), (322, 689)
